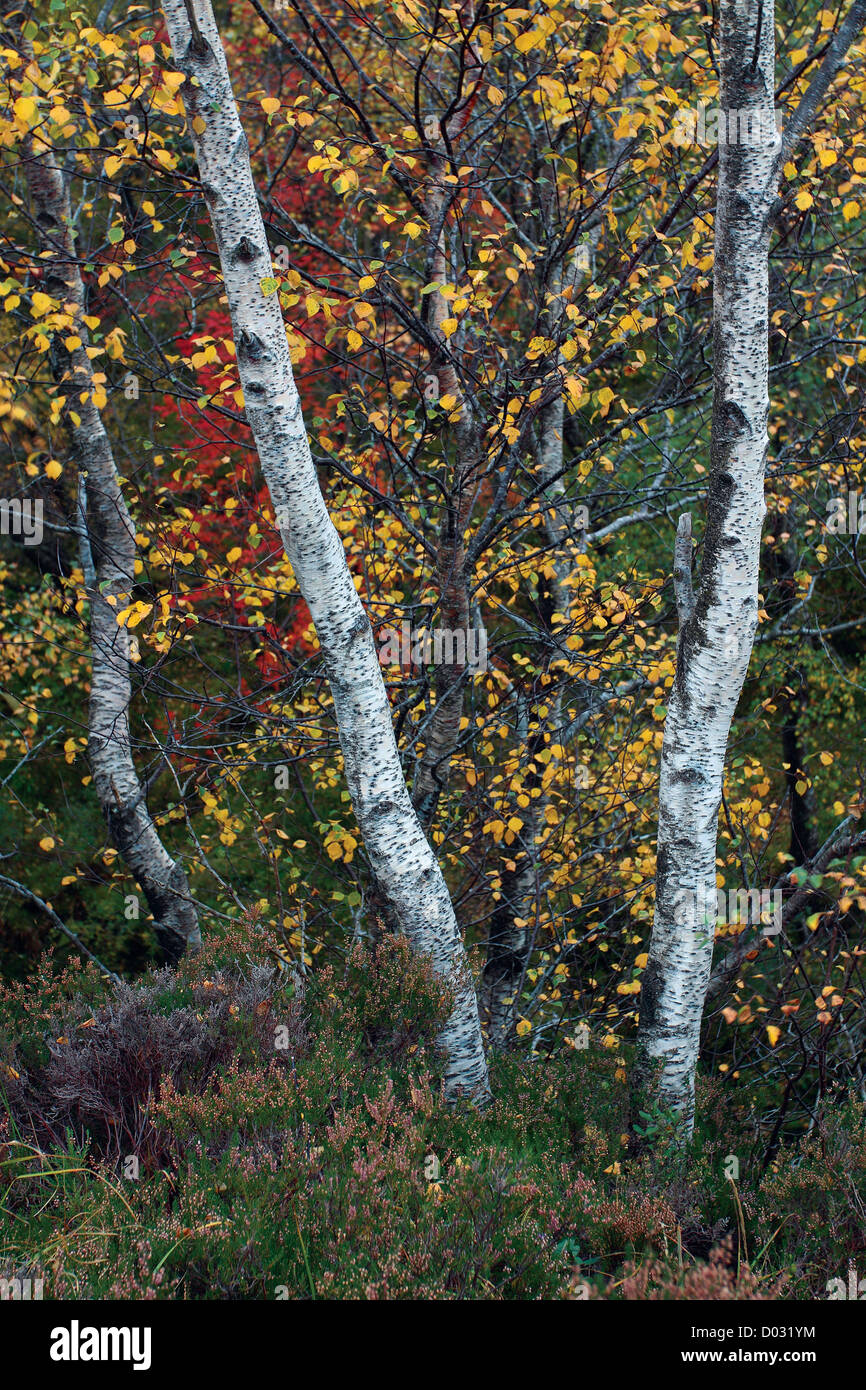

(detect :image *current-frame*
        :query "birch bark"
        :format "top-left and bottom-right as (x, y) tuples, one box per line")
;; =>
(634, 0), (866, 1137)
(22, 144), (201, 963)
(633, 0), (779, 1133)
(161, 0), (490, 1103)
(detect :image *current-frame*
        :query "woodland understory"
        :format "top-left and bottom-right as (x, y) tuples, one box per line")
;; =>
(2, 0), (866, 1301)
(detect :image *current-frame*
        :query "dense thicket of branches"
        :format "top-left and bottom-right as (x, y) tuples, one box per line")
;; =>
(3, 0), (866, 1163)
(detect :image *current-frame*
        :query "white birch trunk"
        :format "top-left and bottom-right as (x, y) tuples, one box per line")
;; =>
(161, 0), (490, 1103)
(633, 0), (778, 1134)
(24, 139), (201, 964)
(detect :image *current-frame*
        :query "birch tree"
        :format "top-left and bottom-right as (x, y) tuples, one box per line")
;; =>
(633, 0), (866, 1136)
(160, 0), (490, 1103)
(22, 134), (201, 964)
(409, 74), (483, 831)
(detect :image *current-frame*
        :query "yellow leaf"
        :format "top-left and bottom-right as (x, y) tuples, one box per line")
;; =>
(125, 602), (152, 629)
(260, 97), (280, 115)
(403, 222), (423, 239)
(227, 546), (242, 564)
(597, 386), (615, 415)
(564, 376), (583, 404)
(358, 275), (376, 291)
(14, 96), (36, 124)
(45, 460), (62, 480)
(39, 837), (55, 852)
(31, 291), (55, 317)
(347, 329), (362, 351)
(487, 85), (505, 106)
(515, 1018), (532, 1036)
(440, 317), (458, 338)
(766, 1025), (781, 1047)
(843, 200), (860, 221)
(795, 189), (813, 211)
(515, 30), (539, 52)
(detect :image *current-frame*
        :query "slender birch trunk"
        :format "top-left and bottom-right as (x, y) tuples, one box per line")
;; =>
(161, 0), (490, 1103)
(633, 0), (866, 1138)
(411, 56), (482, 831)
(479, 130), (618, 1039)
(480, 693), (541, 1046)
(633, 0), (779, 1134)
(23, 139), (201, 964)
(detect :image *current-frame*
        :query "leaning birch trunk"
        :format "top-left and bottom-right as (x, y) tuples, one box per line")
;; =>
(162, 0), (490, 1103)
(23, 138), (200, 964)
(632, 0), (779, 1135)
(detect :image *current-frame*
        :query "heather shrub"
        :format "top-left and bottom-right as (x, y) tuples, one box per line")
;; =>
(0, 918), (857, 1299)
(751, 1090), (866, 1297)
(608, 1239), (787, 1301)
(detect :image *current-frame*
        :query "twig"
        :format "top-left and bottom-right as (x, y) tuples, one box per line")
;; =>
(0, 873), (121, 983)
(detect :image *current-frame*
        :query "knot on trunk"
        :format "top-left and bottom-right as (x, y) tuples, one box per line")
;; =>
(187, 34), (212, 61)
(232, 236), (259, 264)
(237, 329), (266, 362)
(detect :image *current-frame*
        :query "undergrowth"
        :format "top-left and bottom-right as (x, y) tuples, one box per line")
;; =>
(1, 915), (862, 1300)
